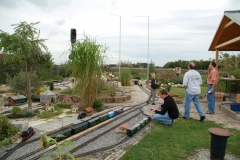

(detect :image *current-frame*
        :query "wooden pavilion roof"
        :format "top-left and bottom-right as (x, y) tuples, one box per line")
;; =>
(209, 10), (240, 51)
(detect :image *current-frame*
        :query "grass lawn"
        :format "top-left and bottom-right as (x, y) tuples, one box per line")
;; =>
(170, 85), (208, 99)
(120, 119), (240, 160)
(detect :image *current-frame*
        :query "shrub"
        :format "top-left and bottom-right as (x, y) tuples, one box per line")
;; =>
(56, 104), (72, 109)
(24, 110), (35, 117)
(0, 138), (11, 148)
(50, 82), (54, 91)
(120, 69), (131, 86)
(11, 106), (21, 115)
(0, 115), (19, 141)
(92, 99), (103, 111)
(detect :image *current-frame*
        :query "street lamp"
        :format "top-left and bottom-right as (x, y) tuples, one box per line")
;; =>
(135, 16), (149, 80)
(111, 13), (121, 79)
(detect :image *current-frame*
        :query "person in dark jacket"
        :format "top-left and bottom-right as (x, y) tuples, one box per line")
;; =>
(146, 73), (160, 105)
(150, 89), (179, 126)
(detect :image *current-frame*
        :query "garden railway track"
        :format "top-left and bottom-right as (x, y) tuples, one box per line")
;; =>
(2, 85), (152, 160)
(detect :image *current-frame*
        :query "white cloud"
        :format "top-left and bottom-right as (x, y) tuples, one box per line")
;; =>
(0, 0), (239, 66)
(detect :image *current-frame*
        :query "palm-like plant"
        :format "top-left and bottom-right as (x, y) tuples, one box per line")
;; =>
(40, 134), (76, 160)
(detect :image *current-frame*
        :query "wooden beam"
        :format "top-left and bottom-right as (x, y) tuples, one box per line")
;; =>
(224, 20), (234, 28)
(209, 16), (229, 50)
(216, 49), (219, 70)
(215, 36), (240, 49)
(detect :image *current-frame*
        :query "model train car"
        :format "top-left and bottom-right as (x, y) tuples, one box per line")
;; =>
(47, 107), (125, 142)
(22, 127), (35, 140)
(127, 116), (151, 136)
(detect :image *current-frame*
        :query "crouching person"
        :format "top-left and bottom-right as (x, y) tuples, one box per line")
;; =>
(150, 89), (179, 126)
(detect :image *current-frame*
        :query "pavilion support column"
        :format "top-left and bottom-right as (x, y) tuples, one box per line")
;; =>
(215, 49), (219, 69)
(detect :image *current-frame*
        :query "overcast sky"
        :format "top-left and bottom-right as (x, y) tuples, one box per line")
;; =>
(0, 0), (239, 66)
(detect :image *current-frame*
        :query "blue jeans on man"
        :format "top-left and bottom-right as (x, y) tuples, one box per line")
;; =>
(184, 91), (205, 118)
(154, 111), (172, 125)
(207, 84), (216, 113)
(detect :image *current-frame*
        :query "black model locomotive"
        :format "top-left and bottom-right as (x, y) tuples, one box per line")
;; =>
(22, 127), (35, 140)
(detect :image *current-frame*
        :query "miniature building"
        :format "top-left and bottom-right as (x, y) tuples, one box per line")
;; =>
(45, 99), (54, 111)
(8, 95), (26, 106)
(63, 95), (73, 104)
(40, 90), (56, 103)
(84, 107), (94, 116)
(115, 123), (131, 134)
(71, 104), (78, 113)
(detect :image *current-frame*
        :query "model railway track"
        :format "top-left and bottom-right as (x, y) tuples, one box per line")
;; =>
(30, 109), (143, 160)
(1, 123), (73, 160)
(16, 106), (142, 160)
(139, 84), (161, 102)
(75, 136), (130, 158)
(138, 84), (150, 95)
(30, 101), (149, 160)
(3, 85), (150, 160)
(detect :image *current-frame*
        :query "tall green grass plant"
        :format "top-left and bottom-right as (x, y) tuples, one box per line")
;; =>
(120, 69), (131, 86)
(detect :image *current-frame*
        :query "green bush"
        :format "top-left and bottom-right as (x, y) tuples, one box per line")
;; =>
(0, 115), (19, 141)
(11, 106), (21, 115)
(54, 75), (64, 81)
(92, 99), (103, 111)
(0, 138), (11, 148)
(56, 104), (72, 109)
(46, 81), (53, 86)
(24, 110), (35, 117)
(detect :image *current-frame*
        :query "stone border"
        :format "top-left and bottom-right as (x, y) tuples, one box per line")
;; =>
(220, 103), (240, 121)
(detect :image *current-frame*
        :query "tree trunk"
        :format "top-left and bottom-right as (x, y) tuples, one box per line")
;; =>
(26, 61), (32, 110)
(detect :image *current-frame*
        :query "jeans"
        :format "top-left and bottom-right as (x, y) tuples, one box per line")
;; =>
(147, 88), (156, 103)
(207, 84), (216, 113)
(184, 91), (205, 118)
(154, 111), (172, 125)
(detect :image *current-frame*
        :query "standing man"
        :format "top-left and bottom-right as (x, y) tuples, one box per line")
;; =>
(150, 89), (179, 126)
(146, 73), (160, 105)
(182, 62), (206, 122)
(206, 62), (219, 114)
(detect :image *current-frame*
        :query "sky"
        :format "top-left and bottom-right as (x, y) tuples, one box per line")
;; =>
(0, 0), (239, 67)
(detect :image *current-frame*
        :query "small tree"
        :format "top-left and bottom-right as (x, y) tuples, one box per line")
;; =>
(0, 22), (48, 110)
(50, 82), (54, 91)
(219, 52), (240, 78)
(7, 70), (41, 96)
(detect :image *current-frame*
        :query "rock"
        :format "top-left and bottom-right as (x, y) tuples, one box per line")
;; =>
(12, 120), (29, 130)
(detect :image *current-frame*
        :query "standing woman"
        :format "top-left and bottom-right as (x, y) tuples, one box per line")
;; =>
(206, 62), (219, 114)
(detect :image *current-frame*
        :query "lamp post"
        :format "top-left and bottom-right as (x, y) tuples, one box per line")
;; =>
(135, 16), (149, 80)
(111, 13), (121, 78)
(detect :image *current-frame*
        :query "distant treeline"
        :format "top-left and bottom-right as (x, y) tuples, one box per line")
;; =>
(163, 59), (212, 70)
(108, 59), (213, 70)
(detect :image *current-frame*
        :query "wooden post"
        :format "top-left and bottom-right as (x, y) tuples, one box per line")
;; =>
(215, 49), (219, 69)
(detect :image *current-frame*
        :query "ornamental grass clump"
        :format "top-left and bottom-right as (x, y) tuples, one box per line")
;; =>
(120, 69), (131, 86)
(67, 34), (108, 108)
